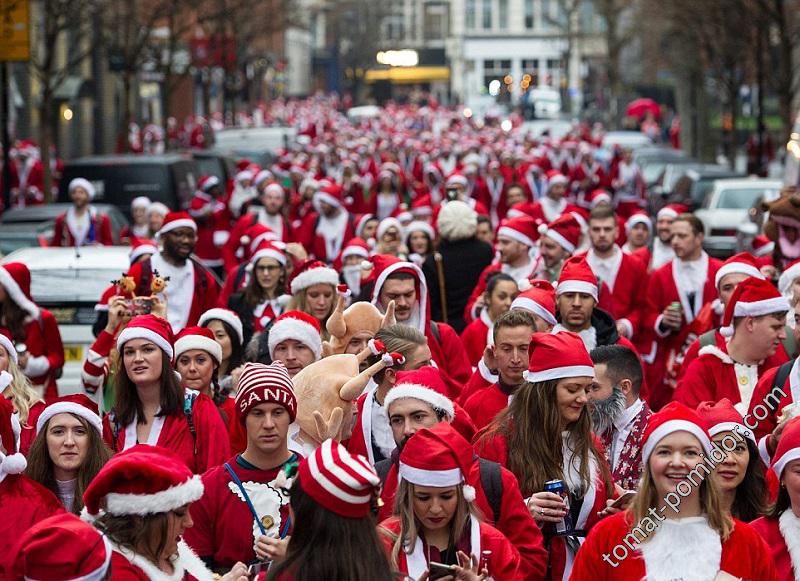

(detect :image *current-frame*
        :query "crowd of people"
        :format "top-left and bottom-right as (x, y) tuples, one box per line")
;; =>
(2, 98), (800, 580)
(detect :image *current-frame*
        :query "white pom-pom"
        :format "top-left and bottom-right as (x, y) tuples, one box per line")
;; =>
(241, 235), (251, 245)
(538, 223), (549, 235)
(463, 484), (476, 503)
(517, 278), (532, 292)
(1, 452), (27, 475)
(720, 325), (734, 338)
(382, 353), (394, 366)
(361, 260), (374, 271)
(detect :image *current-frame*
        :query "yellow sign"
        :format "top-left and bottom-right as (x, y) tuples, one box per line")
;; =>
(0, 0), (29, 62)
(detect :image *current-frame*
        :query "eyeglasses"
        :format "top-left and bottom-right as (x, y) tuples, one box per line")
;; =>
(255, 264), (283, 273)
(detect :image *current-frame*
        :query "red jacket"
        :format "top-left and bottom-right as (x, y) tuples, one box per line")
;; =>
(457, 360), (498, 406)
(17, 310), (64, 401)
(295, 211), (355, 263)
(750, 514), (799, 581)
(463, 383), (511, 432)
(51, 209), (113, 246)
(746, 360), (798, 440)
(460, 310), (493, 367)
(189, 192), (232, 268)
(108, 541), (210, 580)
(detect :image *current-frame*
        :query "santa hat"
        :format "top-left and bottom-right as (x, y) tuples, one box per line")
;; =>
(354, 214), (377, 238)
(340, 237), (371, 261)
(236, 159), (252, 172)
(438, 200), (477, 241)
(235, 361), (297, 424)
(299, 177), (319, 192)
(68, 178), (96, 201)
(254, 170), (274, 188)
(642, 402), (714, 463)
(0, 396), (26, 478)
(405, 221), (436, 241)
(0, 263), (39, 319)
(243, 223), (276, 254)
(377, 217), (404, 241)
(410, 195), (433, 217)
(538, 213), (581, 253)
(512, 280), (557, 326)
(365, 256), (428, 332)
(267, 310), (322, 361)
(128, 237), (158, 264)
(36, 394), (102, 436)
(695, 399), (756, 444)
(506, 201), (541, 220)
(198, 175), (220, 192)
(0, 328), (17, 364)
(11, 513), (112, 581)
(445, 173), (468, 188)
(625, 210), (653, 233)
(313, 183), (345, 212)
(289, 259), (339, 294)
(147, 201), (169, 217)
(719, 276), (789, 337)
(545, 170), (568, 193)
(523, 331), (594, 383)
(588, 188), (612, 208)
(714, 252), (764, 288)
(131, 195), (151, 209)
(235, 169), (254, 183)
(157, 211), (197, 237)
(778, 257), (800, 298)
(198, 308), (244, 344)
(82, 444), (203, 517)
(116, 314), (175, 361)
(297, 439), (381, 518)
(771, 416), (800, 479)
(751, 234), (774, 257)
(174, 326), (223, 364)
(556, 255), (598, 301)
(498, 215), (540, 248)
(263, 182), (285, 198)
(657, 203), (689, 220)
(398, 423), (477, 503)
(250, 240), (287, 267)
(384, 367), (456, 420)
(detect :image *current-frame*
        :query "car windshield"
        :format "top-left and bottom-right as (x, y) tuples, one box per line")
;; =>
(195, 157), (223, 181)
(30, 268), (120, 302)
(716, 187), (775, 209)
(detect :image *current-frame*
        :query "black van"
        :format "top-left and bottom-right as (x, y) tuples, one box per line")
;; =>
(58, 154), (196, 217)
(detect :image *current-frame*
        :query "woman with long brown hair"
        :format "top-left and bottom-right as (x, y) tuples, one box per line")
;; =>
(476, 331), (613, 581)
(25, 394), (111, 514)
(0, 328), (44, 454)
(572, 402), (777, 580)
(285, 259), (338, 341)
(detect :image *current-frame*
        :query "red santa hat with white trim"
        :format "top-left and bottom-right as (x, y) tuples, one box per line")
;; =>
(242, 223), (276, 253)
(384, 367), (456, 421)
(198, 175), (221, 193)
(544, 170), (568, 194)
(267, 310), (322, 361)
(250, 240), (287, 267)
(82, 444), (203, 518)
(751, 234), (774, 258)
(538, 213), (582, 254)
(11, 513), (113, 581)
(313, 183), (346, 213)
(656, 203), (689, 220)
(128, 237), (158, 264)
(363, 255), (429, 333)
(198, 308), (245, 344)
(174, 326), (223, 364)
(354, 213), (377, 239)
(0, 328), (18, 364)
(157, 211), (197, 237)
(68, 178), (96, 201)
(497, 215), (540, 249)
(399, 423), (477, 503)
(556, 255), (599, 301)
(254, 170), (275, 188)
(0, 262), (39, 319)
(445, 172), (468, 189)
(523, 331), (594, 383)
(405, 221), (436, 241)
(587, 188), (612, 208)
(778, 257), (800, 298)
(0, 396), (26, 478)
(695, 398), (756, 444)
(36, 394), (102, 436)
(116, 314), (175, 361)
(641, 401), (714, 463)
(288, 259), (339, 295)
(771, 416), (800, 479)
(625, 210), (653, 234)
(714, 252), (764, 288)
(262, 181), (286, 198)
(719, 276), (790, 337)
(512, 279), (557, 326)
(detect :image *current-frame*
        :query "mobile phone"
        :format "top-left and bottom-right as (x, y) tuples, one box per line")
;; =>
(428, 561), (456, 580)
(610, 490), (636, 509)
(246, 562), (264, 580)
(126, 297), (153, 315)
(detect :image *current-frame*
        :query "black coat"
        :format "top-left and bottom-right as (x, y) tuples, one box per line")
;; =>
(422, 237), (494, 334)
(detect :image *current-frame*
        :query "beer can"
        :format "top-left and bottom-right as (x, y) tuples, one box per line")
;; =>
(669, 301), (682, 311)
(544, 479), (572, 533)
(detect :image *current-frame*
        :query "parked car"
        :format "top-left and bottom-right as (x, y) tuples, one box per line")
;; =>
(190, 150), (237, 184)
(0, 246), (132, 396)
(633, 146), (690, 187)
(600, 131), (653, 151)
(58, 154), (196, 217)
(695, 178), (782, 257)
(0, 203), (129, 256)
(518, 119), (574, 141)
(672, 166), (747, 210)
(523, 86), (563, 119)
(211, 126), (298, 167)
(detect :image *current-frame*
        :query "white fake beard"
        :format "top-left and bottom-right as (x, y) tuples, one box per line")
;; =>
(590, 385), (626, 435)
(342, 265), (362, 295)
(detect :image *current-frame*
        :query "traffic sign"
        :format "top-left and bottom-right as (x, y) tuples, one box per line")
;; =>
(0, 0), (29, 62)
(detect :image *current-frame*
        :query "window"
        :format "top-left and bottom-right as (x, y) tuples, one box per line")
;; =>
(524, 0), (534, 29)
(384, 15), (405, 41)
(482, 0), (492, 29)
(498, 0), (508, 30)
(424, 2), (448, 40)
(466, 0), (476, 29)
(541, 0), (551, 27)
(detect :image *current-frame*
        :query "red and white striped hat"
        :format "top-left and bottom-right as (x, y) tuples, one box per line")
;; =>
(36, 394), (102, 436)
(268, 310), (322, 361)
(556, 255), (598, 301)
(523, 331), (594, 383)
(174, 326), (223, 364)
(82, 444), (203, 517)
(198, 308), (244, 344)
(235, 361), (297, 423)
(539, 213), (581, 253)
(288, 259), (339, 294)
(298, 438), (381, 518)
(642, 402), (714, 463)
(695, 398), (755, 444)
(714, 252), (763, 288)
(498, 215), (539, 248)
(116, 314), (175, 360)
(719, 276), (789, 337)
(771, 416), (800, 479)
(157, 211), (197, 237)
(512, 279), (557, 326)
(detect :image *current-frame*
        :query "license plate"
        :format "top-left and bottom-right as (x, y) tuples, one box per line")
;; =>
(63, 345), (83, 362)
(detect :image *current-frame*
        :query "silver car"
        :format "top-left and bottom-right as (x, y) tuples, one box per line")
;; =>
(1, 246), (132, 396)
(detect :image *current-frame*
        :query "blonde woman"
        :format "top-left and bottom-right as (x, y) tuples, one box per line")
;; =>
(571, 402), (777, 580)
(1, 328), (44, 454)
(286, 259), (338, 341)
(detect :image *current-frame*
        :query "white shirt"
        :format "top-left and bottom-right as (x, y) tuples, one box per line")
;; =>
(501, 256), (535, 283)
(650, 239), (674, 270)
(370, 393), (396, 459)
(150, 253), (194, 333)
(587, 246), (623, 292)
(541, 196), (567, 222)
(553, 324), (597, 352)
(674, 252), (709, 295)
(610, 398), (644, 472)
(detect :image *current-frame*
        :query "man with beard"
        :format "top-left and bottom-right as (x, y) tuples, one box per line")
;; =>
(51, 178), (113, 246)
(375, 371), (548, 580)
(336, 237), (370, 298)
(531, 213), (582, 282)
(296, 183), (354, 264)
(634, 204), (685, 272)
(588, 344), (650, 491)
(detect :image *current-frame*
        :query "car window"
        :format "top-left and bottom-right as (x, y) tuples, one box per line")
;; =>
(30, 269), (120, 302)
(716, 188), (778, 209)
(194, 157), (224, 181)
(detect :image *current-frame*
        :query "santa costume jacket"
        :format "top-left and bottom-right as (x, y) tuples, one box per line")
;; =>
(460, 308), (494, 367)
(463, 381), (514, 432)
(107, 540), (215, 581)
(51, 207), (113, 246)
(189, 191), (233, 269)
(457, 360), (499, 406)
(378, 516), (523, 580)
(570, 511), (778, 581)
(10, 313), (64, 402)
(746, 357), (800, 440)
(750, 511), (800, 581)
(295, 210), (355, 264)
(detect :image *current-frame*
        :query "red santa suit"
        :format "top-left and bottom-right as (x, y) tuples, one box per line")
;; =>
(12, 151), (45, 207)
(19, 400), (45, 455)
(463, 381), (512, 431)
(107, 541), (211, 581)
(680, 327), (789, 381)
(457, 359), (499, 406)
(460, 308), (494, 367)
(102, 392), (230, 474)
(474, 168), (510, 226)
(751, 513), (800, 581)
(570, 511), (778, 581)
(746, 357), (800, 440)
(184, 454), (296, 569)
(189, 182), (233, 270)
(609, 159), (646, 218)
(296, 185), (355, 263)
(51, 207), (113, 246)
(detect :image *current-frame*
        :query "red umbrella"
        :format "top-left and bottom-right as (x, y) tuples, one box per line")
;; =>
(626, 98), (661, 120)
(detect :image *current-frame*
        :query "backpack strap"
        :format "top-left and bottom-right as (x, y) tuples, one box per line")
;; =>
(184, 391), (198, 456)
(774, 360), (794, 394)
(478, 457), (503, 524)
(430, 321), (441, 344)
(782, 327), (798, 359)
(697, 329), (717, 349)
(224, 462), (268, 536)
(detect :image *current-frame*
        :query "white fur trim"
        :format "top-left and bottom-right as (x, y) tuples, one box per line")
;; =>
(251, 247), (287, 267)
(399, 463), (463, 486)
(0, 266), (39, 319)
(657, 207), (679, 219)
(342, 245), (369, 259)
(69, 178), (96, 200)
(708, 421), (755, 444)
(542, 228), (576, 253)
(498, 226), (536, 248)
(36, 402), (102, 436)
(511, 296), (557, 325)
(714, 262), (763, 288)
(779, 263), (800, 297)
(117, 327), (174, 360)
(555, 280), (598, 301)
(779, 509), (800, 579)
(267, 318), (322, 360)
(384, 384), (455, 420)
(107, 539), (214, 581)
(642, 419), (713, 463)
(198, 309), (244, 343)
(0, 451), (27, 481)
(174, 335), (223, 364)
(313, 191), (343, 210)
(0, 370), (10, 391)
(625, 214), (652, 233)
(104, 475), (204, 516)
(0, 334), (17, 364)
(639, 517), (721, 581)
(773, 449), (800, 480)
(446, 175), (468, 187)
(290, 266), (339, 294)
(129, 244), (156, 264)
(370, 261), (428, 334)
(406, 220), (435, 240)
(462, 484), (476, 502)
(523, 364), (595, 383)
(24, 355), (50, 377)
(731, 296), (790, 318)
(158, 218), (197, 236)
(754, 241), (775, 257)
(698, 344), (733, 364)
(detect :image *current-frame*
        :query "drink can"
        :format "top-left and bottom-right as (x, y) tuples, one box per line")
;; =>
(669, 301), (682, 312)
(479, 550), (492, 576)
(544, 479), (572, 533)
